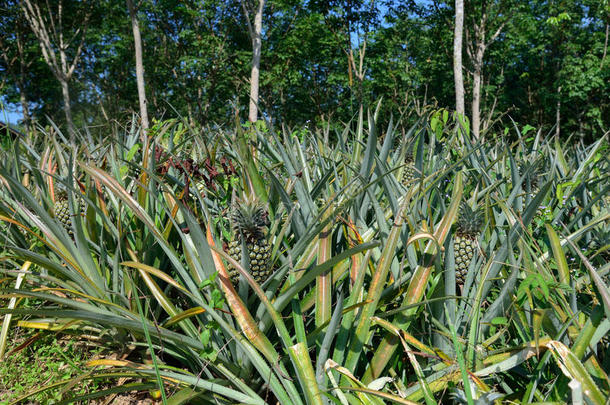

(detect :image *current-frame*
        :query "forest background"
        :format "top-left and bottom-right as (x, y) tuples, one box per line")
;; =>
(1, 0), (608, 140)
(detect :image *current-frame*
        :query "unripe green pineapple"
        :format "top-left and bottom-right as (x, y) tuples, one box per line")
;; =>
(521, 164), (546, 218)
(454, 203), (482, 287)
(195, 179), (206, 197)
(54, 191), (85, 236)
(186, 178), (206, 215)
(54, 193), (71, 230)
(227, 197), (271, 285)
(401, 155), (418, 186)
(530, 186), (547, 218)
(190, 159), (207, 199)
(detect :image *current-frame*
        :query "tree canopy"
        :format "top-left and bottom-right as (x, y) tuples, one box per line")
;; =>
(1, 0), (608, 140)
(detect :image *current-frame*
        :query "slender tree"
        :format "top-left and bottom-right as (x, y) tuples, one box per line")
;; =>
(453, 0), (465, 118)
(241, 0), (265, 122)
(602, 22), (609, 67)
(547, 11), (571, 139)
(466, 0), (511, 139)
(126, 0), (149, 134)
(21, 0), (91, 136)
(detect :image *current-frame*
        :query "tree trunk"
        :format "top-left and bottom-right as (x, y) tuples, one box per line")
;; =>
(467, 4), (507, 140)
(472, 41), (485, 139)
(59, 79), (75, 137)
(127, 0), (149, 134)
(453, 0), (465, 117)
(17, 23), (31, 132)
(555, 85), (561, 138)
(248, 0), (264, 123)
(469, 12), (485, 140)
(58, 46), (76, 137)
(19, 86), (31, 131)
(602, 23), (609, 68)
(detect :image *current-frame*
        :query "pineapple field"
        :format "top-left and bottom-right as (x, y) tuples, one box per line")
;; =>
(0, 109), (609, 405)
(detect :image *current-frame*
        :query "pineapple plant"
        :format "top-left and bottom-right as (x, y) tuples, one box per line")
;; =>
(226, 196), (272, 285)
(454, 202), (483, 287)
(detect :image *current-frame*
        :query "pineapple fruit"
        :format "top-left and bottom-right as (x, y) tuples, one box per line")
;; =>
(521, 164), (546, 218)
(401, 154), (418, 186)
(454, 202), (482, 287)
(227, 196), (272, 285)
(194, 178), (206, 198)
(54, 191), (85, 237)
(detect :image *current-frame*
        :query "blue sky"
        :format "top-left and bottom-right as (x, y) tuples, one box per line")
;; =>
(0, 94), (24, 125)
(0, 108), (23, 125)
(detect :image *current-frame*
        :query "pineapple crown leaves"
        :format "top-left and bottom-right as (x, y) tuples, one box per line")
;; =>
(50, 171), (86, 201)
(230, 195), (270, 240)
(519, 161), (547, 189)
(55, 189), (69, 201)
(455, 201), (483, 237)
(53, 186), (84, 206)
(402, 139), (417, 164)
(54, 188), (86, 210)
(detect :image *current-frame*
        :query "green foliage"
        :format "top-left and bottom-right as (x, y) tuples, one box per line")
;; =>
(0, 111), (608, 403)
(2, 0), (607, 140)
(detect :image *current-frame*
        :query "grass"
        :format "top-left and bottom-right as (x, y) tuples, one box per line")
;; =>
(0, 328), (103, 404)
